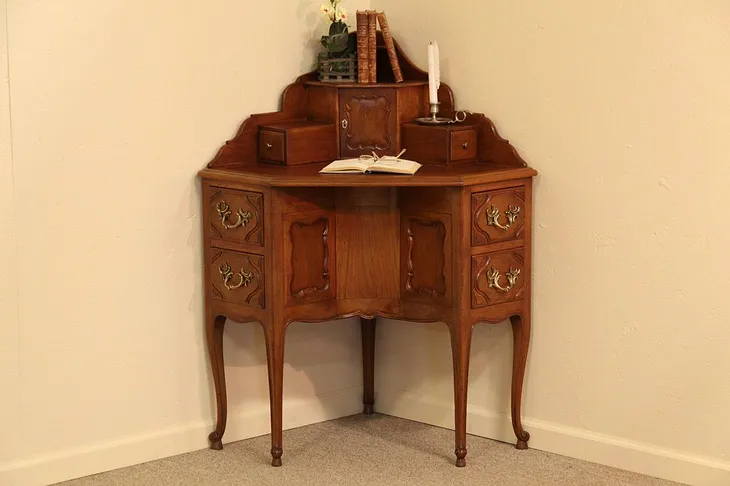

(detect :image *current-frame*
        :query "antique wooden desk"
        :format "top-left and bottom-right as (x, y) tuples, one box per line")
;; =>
(198, 34), (537, 468)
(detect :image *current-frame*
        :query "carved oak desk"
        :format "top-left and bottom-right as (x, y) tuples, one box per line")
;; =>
(198, 34), (537, 468)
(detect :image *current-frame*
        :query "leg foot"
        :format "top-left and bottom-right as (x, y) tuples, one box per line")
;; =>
(208, 431), (223, 451)
(516, 434), (530, 450)
(510, 314), (531, 449)
(455, 447), (467, 467)
(361, 317), (376, 415)
(271, 446), (283, 467)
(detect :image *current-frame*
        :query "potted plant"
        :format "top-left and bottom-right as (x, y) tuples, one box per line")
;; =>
(318, 0), (357, 82)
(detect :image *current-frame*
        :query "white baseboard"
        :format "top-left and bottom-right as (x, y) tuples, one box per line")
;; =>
(0, 387), (363, 486)
(375, 388), (730, 486)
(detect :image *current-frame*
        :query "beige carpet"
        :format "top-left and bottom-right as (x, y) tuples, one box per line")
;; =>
(57, 414), (681, 486)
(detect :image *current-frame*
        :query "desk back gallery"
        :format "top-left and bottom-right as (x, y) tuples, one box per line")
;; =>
(197, 31), (538, 468)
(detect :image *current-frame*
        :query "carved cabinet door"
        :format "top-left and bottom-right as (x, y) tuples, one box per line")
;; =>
(339, 88), (397, 158)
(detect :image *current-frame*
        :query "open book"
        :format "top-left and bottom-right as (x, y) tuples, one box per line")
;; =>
(319, 152), (422, 175)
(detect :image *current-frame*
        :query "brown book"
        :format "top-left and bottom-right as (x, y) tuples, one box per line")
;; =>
(376, 12), (403, 83)
(367, 10), (377, 83)
(356, 11), (369, 83)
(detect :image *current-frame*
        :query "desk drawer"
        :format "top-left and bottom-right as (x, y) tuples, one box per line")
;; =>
(471, 186), (526, 246)
(210, 248), (265, 309)
(208, 187), (264, 247)
(472, 249), (525, 308)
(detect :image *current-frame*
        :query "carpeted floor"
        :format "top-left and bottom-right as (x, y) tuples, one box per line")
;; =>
(57, 414), (682, 486)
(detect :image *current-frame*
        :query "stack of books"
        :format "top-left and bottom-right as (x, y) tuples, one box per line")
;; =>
(356, 10), (404, 84)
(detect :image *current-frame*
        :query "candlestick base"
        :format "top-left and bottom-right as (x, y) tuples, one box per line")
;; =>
(415, 102), (451, 125)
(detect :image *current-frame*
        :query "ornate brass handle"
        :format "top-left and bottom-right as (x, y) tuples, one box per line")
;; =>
(219, 262), (253, 290)
(341, 119), (348, 130)
(216, 201), (252, 230)
(486, 205), (520, 231)
(486, 267), (520, 293)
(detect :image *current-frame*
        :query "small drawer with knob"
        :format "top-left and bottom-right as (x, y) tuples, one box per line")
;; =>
(208, 187), (264, 247)
(471, 185), (526, 246)
(210, 248), (265, 309)
(472, 248), (525, 308)
(258, 121), (337, 166)
(401, 122), (479, 165)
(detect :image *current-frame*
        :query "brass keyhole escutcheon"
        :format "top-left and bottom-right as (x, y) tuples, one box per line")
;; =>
(341, 119), (348, 130)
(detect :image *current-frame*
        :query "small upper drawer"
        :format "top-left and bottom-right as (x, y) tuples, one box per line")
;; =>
(258, 129), (286, 164)
(472, 186), (526, 246)
(210, 248), (265, 309)
(450, 129), (477, 162)
(208, 187), (264, 247)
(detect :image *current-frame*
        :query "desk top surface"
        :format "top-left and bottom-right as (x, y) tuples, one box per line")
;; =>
(199, 161), (537, 188)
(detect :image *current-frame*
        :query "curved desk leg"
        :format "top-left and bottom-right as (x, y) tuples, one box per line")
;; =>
(361, 317), (376, 415)
(264, 322), (286, 467)
(449, 322), (474, 467)
(510, 313), (531, 450)
(206, 314), (227, 450)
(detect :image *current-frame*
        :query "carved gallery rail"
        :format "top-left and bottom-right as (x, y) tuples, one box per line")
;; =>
(198, 31), (537, 468)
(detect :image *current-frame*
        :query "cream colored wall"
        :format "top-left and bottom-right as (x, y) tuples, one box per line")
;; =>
(0, 0), (21, 472)
(372, 1), (730, 485)
(0, 1), (370, 485)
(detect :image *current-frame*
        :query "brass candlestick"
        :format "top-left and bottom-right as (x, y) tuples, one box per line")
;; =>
(415, 102), (470, 125)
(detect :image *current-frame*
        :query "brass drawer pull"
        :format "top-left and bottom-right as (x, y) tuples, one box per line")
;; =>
(219, 262), (253, 290)
(486, 205), (520, 231)
(216, 201), (252, 230)
(486, 267), (520, 293)
(265, 142), (273, 149)
(462, 142), (470, 150)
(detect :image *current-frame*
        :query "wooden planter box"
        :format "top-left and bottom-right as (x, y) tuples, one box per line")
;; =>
(317, 53), (357, 83)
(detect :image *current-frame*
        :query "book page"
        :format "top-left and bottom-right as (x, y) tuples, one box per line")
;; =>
(366, 158), (422, 175)
(319, 158), (372, 174)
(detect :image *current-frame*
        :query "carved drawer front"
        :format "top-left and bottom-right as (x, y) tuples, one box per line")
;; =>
(210, 249), (265, 309)
(472, 249), (525, 308)
(401, 212), (452, 306)
(471, 186), (526, 246)
(283, 211), (336, 307)
(339, 88), (397, 158)
(208, 187), (264, 247)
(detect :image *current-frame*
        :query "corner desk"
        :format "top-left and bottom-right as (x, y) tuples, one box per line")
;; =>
(198, 32), (538, 468)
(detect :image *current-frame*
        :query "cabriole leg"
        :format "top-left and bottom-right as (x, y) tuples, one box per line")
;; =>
(206, 314), (227, 450)
(510, 313), (531, 449)
(264, 323), (286, 466)
(361, 317), (376, 414)
(449, 322), (474, 467)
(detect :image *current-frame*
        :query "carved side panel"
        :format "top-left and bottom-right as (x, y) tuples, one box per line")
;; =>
(472, 249), (525, 308)
(339, 88), (397, 158)
(283, 211), (336, 306)
(208, 187), (264, 246)
(210, 249), (265, 308)
(472, 186), (526, 246)
(401, 212), (452, 306)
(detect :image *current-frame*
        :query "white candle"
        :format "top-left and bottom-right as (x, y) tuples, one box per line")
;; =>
(428, 41), (440, 105)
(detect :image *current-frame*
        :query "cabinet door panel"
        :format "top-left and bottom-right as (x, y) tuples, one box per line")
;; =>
(339, 88), (397, 158)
